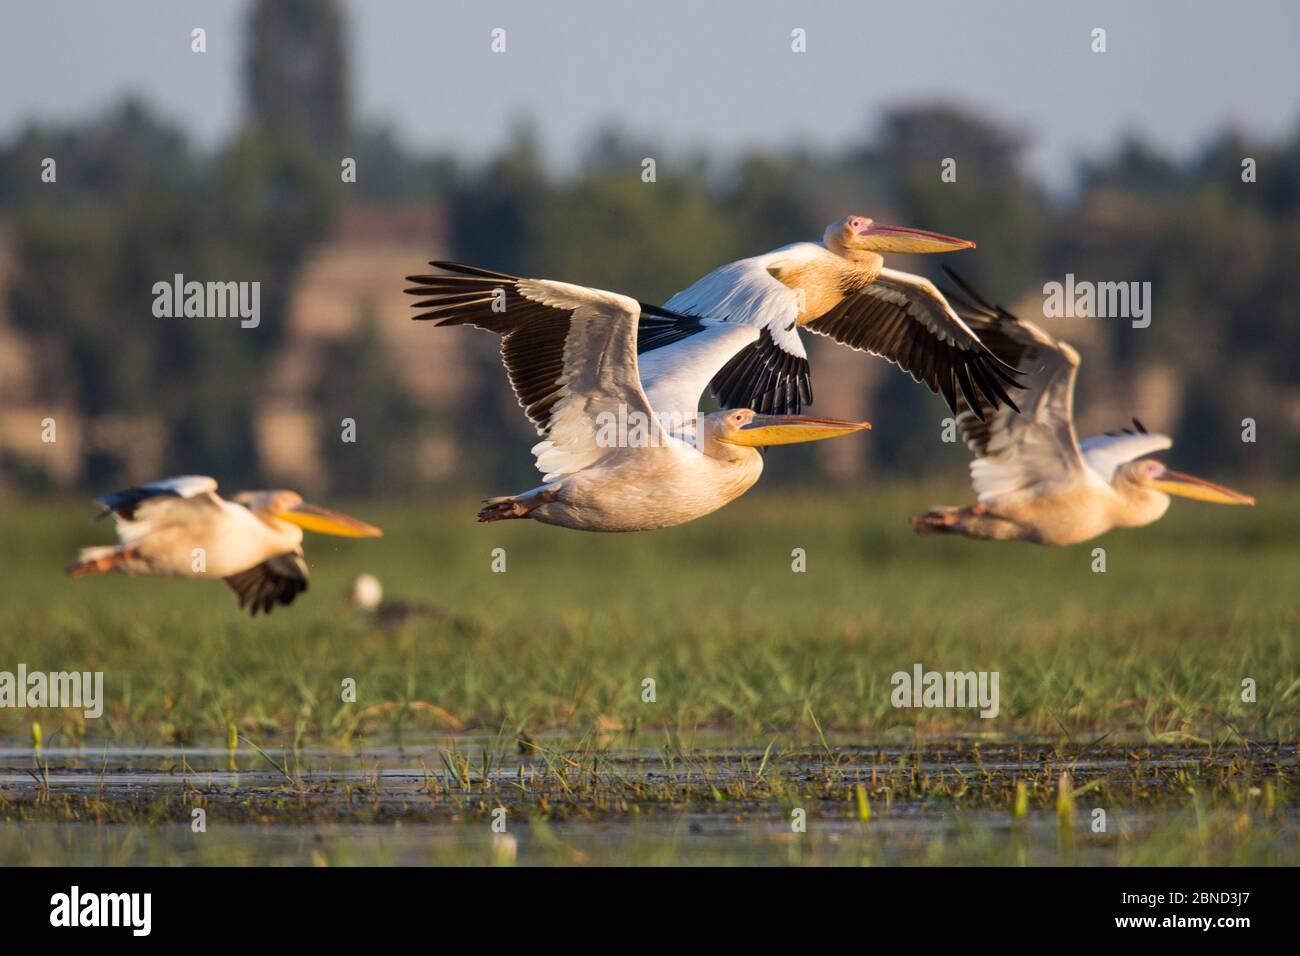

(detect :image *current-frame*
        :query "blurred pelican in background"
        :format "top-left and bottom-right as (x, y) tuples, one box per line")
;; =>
(405, 263), (871, 532)
(911, 271), (1255, 545)
(647, 214), (1020, 417)
(68, 476), (383, 614)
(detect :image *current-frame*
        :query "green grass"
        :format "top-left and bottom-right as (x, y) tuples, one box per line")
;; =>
(1, 483), (1295, 745)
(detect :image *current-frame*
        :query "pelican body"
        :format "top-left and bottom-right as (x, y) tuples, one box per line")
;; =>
(649, 215), (1020, 418)
(405, 265), (870, 532)
(493, 405), (863, 533)
(911, 272), (1255, 546)
(68, 476), (383, 614)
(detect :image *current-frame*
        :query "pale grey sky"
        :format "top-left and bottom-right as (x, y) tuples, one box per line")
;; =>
(3, 0), (1299, 188)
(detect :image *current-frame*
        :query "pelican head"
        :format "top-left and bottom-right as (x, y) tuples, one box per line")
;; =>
(1119, 460), (1255, 507)
(707, 408), (870, 452)
(236, 490), (385, 537)
(825, 215), (976, 255)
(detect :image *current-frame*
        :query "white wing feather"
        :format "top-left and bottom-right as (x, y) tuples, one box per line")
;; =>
(942, 280), (1171, 501)
(638, 322), (760, 423)
(133, 475), (217, 499)
(1079, 432), (1173, 483)
(513, 279), (665, 481)
(97, 475), (226, 543)
(871, 268), (988, 347)
(522, 285), (760, 476)
(964, 337), (1095, 502)
(663, 246), (809, 360)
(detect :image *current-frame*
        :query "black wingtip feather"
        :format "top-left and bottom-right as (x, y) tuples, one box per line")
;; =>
(972, 357), (1017, 413)
(941, 266), (999, 314)
(425, 260), (518, 281)
(954, 363), (985, 422)
(938, 370), (959, 417)
(708, 329), (810, 416)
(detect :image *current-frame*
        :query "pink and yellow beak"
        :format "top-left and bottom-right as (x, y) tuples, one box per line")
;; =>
(723, 415), (872, 448)
(1153, 469), (1255, 506)
(276, 502), (385, 538)
(857, 221), (976, 254)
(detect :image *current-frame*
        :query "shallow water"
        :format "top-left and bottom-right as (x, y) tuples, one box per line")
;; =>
(2, 738), (1295, 865)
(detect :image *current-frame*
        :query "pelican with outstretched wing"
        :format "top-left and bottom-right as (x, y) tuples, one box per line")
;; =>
(643, 215), (1020, 418)
(68, 476), (383, 614)
(404, 263), (871, 532)
(911, 271), (1254, 545)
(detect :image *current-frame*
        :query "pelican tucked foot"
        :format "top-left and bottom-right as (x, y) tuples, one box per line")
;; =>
(66, 545), (136, 576)
(911, 505), (1024, 541)
(478, 488), (558, 523)
(478, 498), (530, 522)
(911, 507), (963, 535)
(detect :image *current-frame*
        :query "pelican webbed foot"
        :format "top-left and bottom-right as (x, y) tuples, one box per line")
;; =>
(478, 499), (530, 523)
(66, 545), (137, 576)
(478, 488), (558, 523)
(910, 508), (961, 536)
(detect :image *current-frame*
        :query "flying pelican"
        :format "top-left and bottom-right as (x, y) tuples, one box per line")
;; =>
(910, 271), (1255, 545)
(643, 214), (1020, 418)
(404, 264), (871, 532)
(67, 476), (383, 614)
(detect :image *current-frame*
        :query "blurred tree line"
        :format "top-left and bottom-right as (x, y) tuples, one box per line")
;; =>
(1, 0), (1296, 494)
